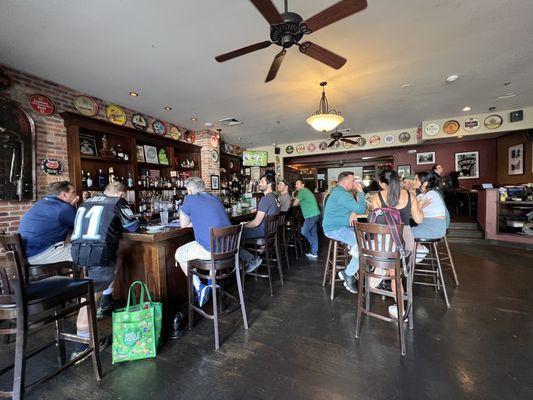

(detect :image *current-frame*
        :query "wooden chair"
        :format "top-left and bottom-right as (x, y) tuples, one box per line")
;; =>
(242, 214), (283, 296)
(188, 223), (248, 349)
(277, 212), (291, 270)
(0, 234), (102, 400)
(322, 239), (349, 300)
(285, 207), (305, 257)
(354, 222), (413, 356)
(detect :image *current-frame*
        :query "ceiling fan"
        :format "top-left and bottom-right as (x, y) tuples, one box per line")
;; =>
(328, 130), (361, 147)
(215, 0), (368, 82)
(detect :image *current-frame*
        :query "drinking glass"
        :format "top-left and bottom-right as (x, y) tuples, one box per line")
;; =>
(160, 211), (169, 225)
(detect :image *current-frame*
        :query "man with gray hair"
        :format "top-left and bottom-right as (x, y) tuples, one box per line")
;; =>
(175, 177), (231, 307)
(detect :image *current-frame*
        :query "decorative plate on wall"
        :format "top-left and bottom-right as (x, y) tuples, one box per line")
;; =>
(41, 158), (63, 175)
(424, 122), (440, 136)
(398, 132), (411, 143)
(106, 104), (127, 125)
(169, 125), (181, 140)
(356, 137), (366, 147)
(211, 134), (219, 148)
(484, 114), (503, 129)
(443, 120), (460, 134)
(464, 117), (480, 132)
(369, 135), (381, 145)
(152, 120), (166, 135)
(384, 134), (395, 144)
(296, 144), (305, 153)
(235, 146), (243, 155)
(319, 141), (328, 150)
(285, 145), (294, 154)
(29, 94), (55, 115)
(307, 143), (317, 152)
(131, 114), (147, 131)
(211, 150), (219, 162)
(74, 95), (99, 116)
(185, 131), (196, 144)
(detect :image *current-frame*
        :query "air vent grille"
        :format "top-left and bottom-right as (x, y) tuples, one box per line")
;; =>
(219, 117), (242, 126)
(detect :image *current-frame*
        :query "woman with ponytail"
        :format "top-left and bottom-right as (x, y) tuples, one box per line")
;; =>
(412, 171), (447, 239)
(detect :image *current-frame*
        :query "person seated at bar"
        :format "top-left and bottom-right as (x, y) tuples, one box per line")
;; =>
(19, 181), (79, 265)
(323, 171), (366, 293)
(277, 179), (292, 212)
(323, 180), (337, 208)
(175, 177), (232, 307)
(70, 181), (139, 359)
(240, 173), (280, 273)
(412, 171), (447, 239)
(293, 179), (321, 258)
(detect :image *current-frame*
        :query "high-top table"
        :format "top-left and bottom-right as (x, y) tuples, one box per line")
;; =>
(115, 211), (255, 321)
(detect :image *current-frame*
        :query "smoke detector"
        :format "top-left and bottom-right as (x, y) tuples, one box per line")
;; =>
(219, 117), (243, 126)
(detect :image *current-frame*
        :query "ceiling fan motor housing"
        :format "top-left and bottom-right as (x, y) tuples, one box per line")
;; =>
(270, 12), (304, 48)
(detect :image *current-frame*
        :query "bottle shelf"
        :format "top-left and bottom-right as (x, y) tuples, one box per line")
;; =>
(81, 155), (132, 164)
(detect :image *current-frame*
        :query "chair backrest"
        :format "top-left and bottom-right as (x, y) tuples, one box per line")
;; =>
(209, 223), (243, 261)
(264, 214), (279, 240)
(355, 222), (404, 261)
(0, 250), (25, 308)
(278, 212), (287, 231)
(0, 232), (28, 283)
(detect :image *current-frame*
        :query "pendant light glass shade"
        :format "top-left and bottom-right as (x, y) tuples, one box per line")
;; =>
(306, 82), (344, 132)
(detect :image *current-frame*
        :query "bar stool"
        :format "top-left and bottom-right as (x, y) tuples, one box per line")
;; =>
(437, 232), (459, 286)
(242, 214), (283, 296)
(413, 237), (451, 308)
(322, 238), (349, 300)
(278, 212), (291, 270)
(354, 222), (413, 356)
(286, 207), (305, 257)
(0, 235), (102, 400)
(187, 223), (248, 349)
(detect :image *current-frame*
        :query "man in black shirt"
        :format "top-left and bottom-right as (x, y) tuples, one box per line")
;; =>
(70, 181), (139, 359)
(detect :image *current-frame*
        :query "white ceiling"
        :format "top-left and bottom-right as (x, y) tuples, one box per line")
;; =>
(1, 0), (533, 147)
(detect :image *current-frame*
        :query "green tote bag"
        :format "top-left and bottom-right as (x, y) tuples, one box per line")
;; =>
(112, 281), (162, 364)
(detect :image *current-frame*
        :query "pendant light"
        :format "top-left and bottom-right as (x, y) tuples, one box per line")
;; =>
(306, 81), (344, 132)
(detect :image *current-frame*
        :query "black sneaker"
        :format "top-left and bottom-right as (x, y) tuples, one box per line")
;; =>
(69, 335), (110, 365)
(337, 270), (358, 294)
(96, 294), (116, 320)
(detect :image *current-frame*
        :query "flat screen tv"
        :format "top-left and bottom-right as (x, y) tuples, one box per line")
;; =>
(242, 150), (268, 167)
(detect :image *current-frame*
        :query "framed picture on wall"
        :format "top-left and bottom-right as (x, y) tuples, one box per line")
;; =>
(455, 151), (479, 179)
(210, 175), (220, 190)
(79, 134), (98, 156)
(508, 143), (524, 175)
(135, 145), (145, 162)
(143, 145), (159, 164)
(416, 151), (435, 165)
(397, 165), (411, 178)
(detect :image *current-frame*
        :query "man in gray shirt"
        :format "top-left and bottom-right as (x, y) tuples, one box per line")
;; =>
(277, 180), (292, 212)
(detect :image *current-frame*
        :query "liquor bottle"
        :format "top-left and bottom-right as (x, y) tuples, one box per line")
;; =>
(108, 167), (115, 183)
(86, 172), (93, 188)
(127, 172), (134, 188)
(97, 169), (106, 189)
(81, 170), (87, 190)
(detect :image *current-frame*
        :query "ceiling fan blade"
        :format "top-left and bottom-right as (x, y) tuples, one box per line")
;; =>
(215, 41), (272, 62)
(343, 134), (362, 138)
(328, 139), (338, 148)
(340, 138), (358, 145)
(249, 0), (284, 25)
(265, 50), (286, 82)
(301, 0), (367, 34)
(299, 41), (347, 69)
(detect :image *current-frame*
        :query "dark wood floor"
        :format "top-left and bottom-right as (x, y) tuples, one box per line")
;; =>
(2, 240), (533, 400)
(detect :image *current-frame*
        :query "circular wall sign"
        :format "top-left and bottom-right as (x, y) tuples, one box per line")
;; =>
(384, 134), (395, 144)
(399, 132), (411, 143)
(41, 159), (63, 175)
(74, 95), (99, 116)
(211, 134), (219, 148)
(285, 145), (294, 154)
(106, 104), (127, 125)
(356, 137), (366, 147)
(369, 135), (381, 145)
(152, 120), (166, 135)
(484, 114), (503, 129)
(169, 125), (181, 140)
(307, 143), (317, 152)
(424, 122), (440, 136)
(185, 131), (195, 144)
(443, 120), (460, 134)
(296, 144), (305, 153)
(211, 150), (219, 162)
(464, 117), (480, 132)
(319, 141), (328, 150)
(29, 94), (55, 115)
(132, 114), (148, 131)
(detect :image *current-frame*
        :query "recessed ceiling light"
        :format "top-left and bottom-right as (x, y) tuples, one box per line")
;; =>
(237, 137), (242, 140)
(129, 91), (139, 97)
(204, 122), (214, 127)
(462, 106), (471, 112)
(445, 74), (459, 83)
(497, 92), (516, 99)
(401, 83), (412, 88)
(164, 106), (172, 111)
(190, 117), (198, 121)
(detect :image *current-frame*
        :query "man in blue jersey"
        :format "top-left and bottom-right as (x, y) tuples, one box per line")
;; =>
(19, 181), (79, 264)
(175, 177), (232, 307)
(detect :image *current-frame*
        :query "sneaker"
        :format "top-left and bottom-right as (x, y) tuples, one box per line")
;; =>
(338, 270), (358, 294)
(306, 252), (318, 259)
(388, 304), (408, 321)
(197, 284), (211, 307)
(96, 294), (115, 320)
(246, 256), (262, 273)
(69, 335), (110, 365)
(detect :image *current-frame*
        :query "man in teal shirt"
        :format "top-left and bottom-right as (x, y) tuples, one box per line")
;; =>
(323, 172), (367, 293)
(293, 179), (321, 258)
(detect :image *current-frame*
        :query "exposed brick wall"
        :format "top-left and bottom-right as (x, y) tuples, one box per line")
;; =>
(0, 63), (219, 233)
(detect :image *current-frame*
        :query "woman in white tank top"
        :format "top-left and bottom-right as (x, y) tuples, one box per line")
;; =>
(412, 171), (447, 239)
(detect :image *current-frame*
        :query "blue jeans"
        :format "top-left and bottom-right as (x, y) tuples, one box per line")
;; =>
(301, 215), (320, 254)
(324, 227), (359, 276)
(239, 228), (263, 263)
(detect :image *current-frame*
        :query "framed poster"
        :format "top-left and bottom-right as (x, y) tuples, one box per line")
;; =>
(143, 145), (159, 164)
(416, 151), (435, 165)
(79, 134), (98, 156)
(508, 143), (523, 175)
(455, 151), (479, 179)
(136, 145), (145, 162)
(397, 165), (411, 178)
(211, 175), (220, 190)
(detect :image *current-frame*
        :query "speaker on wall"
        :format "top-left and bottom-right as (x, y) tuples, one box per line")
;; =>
(274, 147), (280, 155)
(510, 110), (523, 122)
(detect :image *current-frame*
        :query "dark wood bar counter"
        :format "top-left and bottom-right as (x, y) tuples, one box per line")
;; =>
(114, 211), (256, 321)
